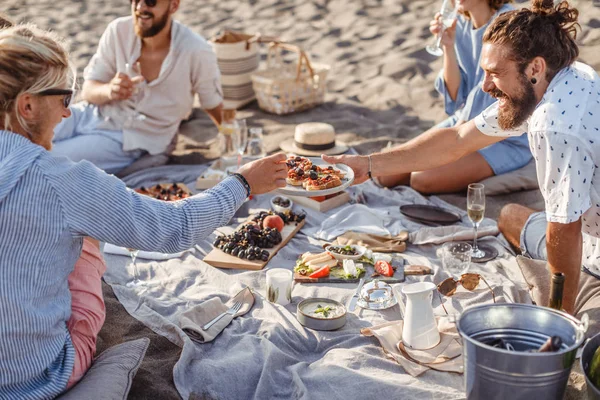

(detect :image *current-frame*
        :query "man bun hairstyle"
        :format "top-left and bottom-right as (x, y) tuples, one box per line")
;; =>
(483, 0), (579, 82)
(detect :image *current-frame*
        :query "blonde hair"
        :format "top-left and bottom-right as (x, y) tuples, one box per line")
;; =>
(0, 24), (74, 134)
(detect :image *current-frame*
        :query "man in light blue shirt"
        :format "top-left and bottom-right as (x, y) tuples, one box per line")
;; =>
(0, 24), (286, 398)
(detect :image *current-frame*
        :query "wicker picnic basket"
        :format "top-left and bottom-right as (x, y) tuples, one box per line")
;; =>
(251, 42), (330, 115)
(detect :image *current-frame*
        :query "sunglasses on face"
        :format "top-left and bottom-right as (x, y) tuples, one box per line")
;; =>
(130, 0), (157, 7)
(38, 88), (73, 109)
(437, 273), (496, 314)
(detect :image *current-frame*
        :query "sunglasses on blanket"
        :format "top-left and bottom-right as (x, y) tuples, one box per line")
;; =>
(130, 0), (158, 7)
(38, 89), (73, 109)
(437, 273), (496, 314)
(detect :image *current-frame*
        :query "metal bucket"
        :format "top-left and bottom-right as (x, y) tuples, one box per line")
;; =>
(456, 304), (588, 400)
(581, 331), (600, 400)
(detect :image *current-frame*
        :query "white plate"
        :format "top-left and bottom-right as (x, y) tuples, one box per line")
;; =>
(277, 157), (355, 197)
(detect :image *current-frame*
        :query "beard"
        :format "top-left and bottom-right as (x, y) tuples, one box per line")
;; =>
(489, 74), (538, 131)
(134, 9), (170, 38)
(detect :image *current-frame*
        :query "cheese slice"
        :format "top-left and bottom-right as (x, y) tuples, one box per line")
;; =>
(302, 252), (332, 264)
(307, 258), (337, 269)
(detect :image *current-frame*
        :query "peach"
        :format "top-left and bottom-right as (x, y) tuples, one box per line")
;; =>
(263, 215), (285, 232)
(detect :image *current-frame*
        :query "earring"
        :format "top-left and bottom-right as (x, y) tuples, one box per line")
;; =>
(531, 77), (537, 84)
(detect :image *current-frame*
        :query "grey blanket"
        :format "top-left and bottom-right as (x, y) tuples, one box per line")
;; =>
(103, 165), (532, 400)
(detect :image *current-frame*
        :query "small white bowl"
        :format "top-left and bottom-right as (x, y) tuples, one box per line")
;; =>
(271, 195), (293, 213)
(325, 245), (366, 261)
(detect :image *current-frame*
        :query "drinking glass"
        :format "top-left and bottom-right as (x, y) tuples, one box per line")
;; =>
(266, 269), (293, 306)
(125, 62), (146, 121)
(467, 183), (486, 259)
(247, 127), (266, 159)
(125, 248), (146, 288)
(442, 242), (472, 277)
(220, 109), (241, 161)
(237, 119), (248, 169)
(426, 0), (459, 57)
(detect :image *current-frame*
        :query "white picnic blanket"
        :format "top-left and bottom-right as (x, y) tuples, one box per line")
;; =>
(102, 166), (531, 400)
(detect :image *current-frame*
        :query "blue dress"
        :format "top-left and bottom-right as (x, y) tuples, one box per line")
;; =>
(434, 4), (532, 175)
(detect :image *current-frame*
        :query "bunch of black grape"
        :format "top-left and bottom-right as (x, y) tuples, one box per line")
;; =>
(213, 223), (283, 262)
(251, 210), (306, 226)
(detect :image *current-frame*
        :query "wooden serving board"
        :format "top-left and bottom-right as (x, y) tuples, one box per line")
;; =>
(294, 258), (405, 283)
(204, 218), (305, 270)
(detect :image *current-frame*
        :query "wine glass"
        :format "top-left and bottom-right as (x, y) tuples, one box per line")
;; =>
(467, 183), (486, 259)
(125, 248), (146, 288)
(125, 62), (146, 121)
(426, 0), (459, 57)
(237, 119), (248, 169)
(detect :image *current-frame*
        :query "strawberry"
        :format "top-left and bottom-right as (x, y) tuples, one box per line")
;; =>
(374, 260), (394, 277)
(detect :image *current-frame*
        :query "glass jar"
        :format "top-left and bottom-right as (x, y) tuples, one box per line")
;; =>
(247, 127), (266, 159)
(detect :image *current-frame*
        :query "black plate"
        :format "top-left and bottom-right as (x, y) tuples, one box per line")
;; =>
(399, 204), (462, 224)
(471, 243), (499, 263)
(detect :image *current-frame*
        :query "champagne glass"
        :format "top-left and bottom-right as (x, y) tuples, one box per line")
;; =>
(426, 0), (459, 57)
(467, 183), (486, 259)
(125, 62), (146, 121)
(125, 248), (146, 288)
(237, 119), (248, 169)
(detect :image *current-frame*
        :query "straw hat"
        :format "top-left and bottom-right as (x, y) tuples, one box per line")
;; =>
(280, 122), (348, 156)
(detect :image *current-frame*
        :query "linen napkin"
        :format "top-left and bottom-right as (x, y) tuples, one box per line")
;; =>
(180, 287), (255, 344)
(361, 316), (463, 377)
(409, 221), (498, 245)
(331, 231), (408, 253)
(103, 243), (187, 260)
(315, 205), (393, 240)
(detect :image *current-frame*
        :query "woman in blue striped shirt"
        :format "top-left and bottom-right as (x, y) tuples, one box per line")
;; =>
(377, 0), (532, 193)
(0, 24), (287, 399)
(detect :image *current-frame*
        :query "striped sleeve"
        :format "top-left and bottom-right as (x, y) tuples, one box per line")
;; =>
(37, 157), (246, 253)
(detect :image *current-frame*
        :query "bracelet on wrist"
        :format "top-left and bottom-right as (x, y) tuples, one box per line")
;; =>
(231, 173), (251, 197)
(367, 155), (384, 188)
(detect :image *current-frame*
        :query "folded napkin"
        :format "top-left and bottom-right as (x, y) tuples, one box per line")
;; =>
(180, 287), (255, 344)
(409, 221), (498, 245)
(331, 231), (408, 253)
(316, 205), (392, 240)
(361, 316), (463, 377)
(103, 243), (187, 260)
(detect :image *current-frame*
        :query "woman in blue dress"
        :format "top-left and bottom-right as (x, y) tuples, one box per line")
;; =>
(378, 0), (532, 193)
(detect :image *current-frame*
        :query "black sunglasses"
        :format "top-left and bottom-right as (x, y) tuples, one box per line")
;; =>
(130, 0), (157, 7)
(38, 89), (73, 109)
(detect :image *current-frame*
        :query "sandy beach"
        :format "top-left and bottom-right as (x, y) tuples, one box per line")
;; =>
(3, 0), (600, 398)
(4, 0), (600, 167)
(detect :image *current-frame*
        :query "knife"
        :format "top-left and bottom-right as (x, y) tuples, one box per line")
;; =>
(347, 277), (366, 312)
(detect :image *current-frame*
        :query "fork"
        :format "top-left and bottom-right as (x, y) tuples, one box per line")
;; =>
(202, 301), (243, 331)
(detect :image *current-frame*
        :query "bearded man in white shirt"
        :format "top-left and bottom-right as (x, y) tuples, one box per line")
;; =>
(52, 0), (225, 174)
(324, 0), (600, 324)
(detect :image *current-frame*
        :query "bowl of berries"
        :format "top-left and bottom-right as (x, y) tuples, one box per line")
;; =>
(271, 196), (293, 214)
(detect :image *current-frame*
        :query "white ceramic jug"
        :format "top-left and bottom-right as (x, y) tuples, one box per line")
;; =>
(400, 282), (440, 350)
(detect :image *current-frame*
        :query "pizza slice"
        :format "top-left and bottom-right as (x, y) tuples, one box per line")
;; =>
(286, 167), (308, 186)
(304, 175), (342, 191)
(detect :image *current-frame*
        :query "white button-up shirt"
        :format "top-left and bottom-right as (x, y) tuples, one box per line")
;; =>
(475, 61), (600, 276)
(84, 16), (223, 155)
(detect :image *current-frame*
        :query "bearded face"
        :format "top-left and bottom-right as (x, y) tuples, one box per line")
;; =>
(488, 72), (538, 130)
(133, 3), (170, 38)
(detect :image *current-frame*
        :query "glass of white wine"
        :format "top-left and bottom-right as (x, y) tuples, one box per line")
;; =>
(125, 62), (146, 122)
(125, 248), (145, 288)
(467, 183), (486, 259)
(426, 0), (459, 57)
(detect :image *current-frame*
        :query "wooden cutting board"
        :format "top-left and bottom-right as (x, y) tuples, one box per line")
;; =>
(204, 218), (305, 270)
(294, 257), (405, 283)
